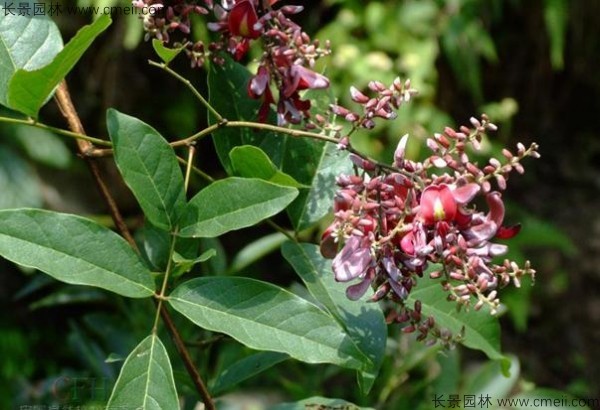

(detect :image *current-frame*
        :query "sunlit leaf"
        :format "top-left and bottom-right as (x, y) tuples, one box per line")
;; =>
(179, 177), (298, 238)
(0, 209), (155, 298)
(108, 109), (186, 232)
(8, 15), (111, 118)
(107, 335), (179, 409)
(0, 1), (63, 108)
(169, 276), (370, 370)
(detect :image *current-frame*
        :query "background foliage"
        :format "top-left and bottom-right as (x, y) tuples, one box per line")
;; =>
(1, 0), (598, 408)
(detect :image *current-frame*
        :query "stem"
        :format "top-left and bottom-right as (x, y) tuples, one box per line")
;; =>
(148, 60), (223, 122)
(54, 80), (215, 409)
(159, 306), (216, 410)
(184, 144), (196, 191)
(153, 232), (178, 333)
(0, 115), (111, 147)
(53, 81), (138, 249)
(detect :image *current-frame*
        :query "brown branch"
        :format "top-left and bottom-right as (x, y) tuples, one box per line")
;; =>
(159, 305), (216, 410)
(54, 81), (137, 250)
(53, 81), (215, 408)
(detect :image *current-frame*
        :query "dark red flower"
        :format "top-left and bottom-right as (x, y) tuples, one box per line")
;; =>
(228, 0), (261, 39)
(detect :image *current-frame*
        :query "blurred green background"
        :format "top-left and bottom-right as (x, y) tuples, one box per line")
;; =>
(1, 0), (598, 408)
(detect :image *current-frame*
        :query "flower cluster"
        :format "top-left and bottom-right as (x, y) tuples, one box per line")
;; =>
(210, 0), (331, 124)
(133, 0), (332, 124)
(331, 79), (418, 129)
(321, 112), (539, 343)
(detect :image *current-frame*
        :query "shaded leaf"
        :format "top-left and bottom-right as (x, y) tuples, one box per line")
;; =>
(284, 141), (351, 231)
(229, 232), (289, 273)
(107, 335), (179, 409)
(169, 276), (369, 370)
(408, 273), (510, 374)
(179, 177), (298, 238)
(108, 109), (186, 232)
(8, 15), (111, 118)
(0, 209), (155, 298)
(211, 351), (288, 395)
(0, 146), (42, 208)
(282, 242), (386, 393)
(208, 56), (285, 174)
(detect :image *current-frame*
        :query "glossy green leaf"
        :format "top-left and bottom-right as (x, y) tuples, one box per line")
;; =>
(208, 56), (286, 174)
(270, 397), (375, 410)
(107, 109), (186, 232)
(106, 335), (179, 409)
(0, 209), (154, 298)
(0, 1), (63, 107)
(179, 177), (298, 238)
(284, 141), (352, 231)
(282, 242), (386, 393)
(230, 145), (304, 187)
(0, 146), (42, 208)
(211, 351), (288, 394)
(168, 277), (369, 370)
(229, 232), (289, 273)
(7, 15), (111, 118)
(408, 273), (510, 373)
(152, 39), (185, 64)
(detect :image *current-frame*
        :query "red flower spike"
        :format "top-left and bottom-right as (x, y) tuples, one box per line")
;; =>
(228, 0), (261, 39)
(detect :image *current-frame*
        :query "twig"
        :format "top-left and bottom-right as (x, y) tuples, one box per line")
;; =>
(53, 81), (137, 249)
(160, 306), (216, 410)
(0, 115), (110, 146)
(53, 81), (215, 409)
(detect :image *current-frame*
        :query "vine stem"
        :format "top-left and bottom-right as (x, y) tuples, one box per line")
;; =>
(53, 81), (215, 410)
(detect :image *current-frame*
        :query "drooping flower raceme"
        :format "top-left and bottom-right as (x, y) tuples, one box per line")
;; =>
(321, 104), (539, 343)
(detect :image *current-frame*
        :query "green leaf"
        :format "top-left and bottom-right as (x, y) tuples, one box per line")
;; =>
(168, 276), (369, 370)
(408, 273), (510, 374)
(0, 209), (154, 298)
(230, 145), (304, 188)
(172, 248), (216, 277)
(281, 242), (386, 393)
(208, 56), (286, 174)
(7, 15), (111, 118)
(13, 126), (72, 169)
(152, 39), (185, 64)
(269, 397), (375, 410)
(0, 1), (63, 108)
(179, 177), (298, 238)
(107, 335), (179, 409)
(211, 351), (288, 395)
(284, 141), (352, 231)
(107, 109), (186, 232)
(229, 232), (289, 273)
(544, 0), (567, 70)
(463, 355), (520, 399)
(0, 146), (42, 208)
